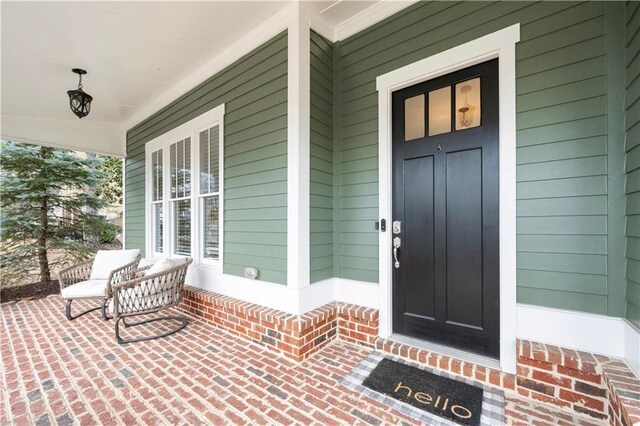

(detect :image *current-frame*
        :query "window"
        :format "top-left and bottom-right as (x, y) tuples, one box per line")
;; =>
(145, 104), (224, 268)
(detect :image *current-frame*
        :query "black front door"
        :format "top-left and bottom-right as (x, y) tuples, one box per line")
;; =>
(391, 59), (499, 358)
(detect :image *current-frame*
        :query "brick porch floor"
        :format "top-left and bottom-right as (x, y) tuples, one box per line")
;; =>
(1, 296), (606, 425)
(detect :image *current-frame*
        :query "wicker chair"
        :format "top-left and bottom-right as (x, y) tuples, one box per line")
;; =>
(110, 258), (192, 344)
(58, 250), (141, 321)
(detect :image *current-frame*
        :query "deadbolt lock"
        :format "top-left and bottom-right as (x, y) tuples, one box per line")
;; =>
(392, 220), (401, 234)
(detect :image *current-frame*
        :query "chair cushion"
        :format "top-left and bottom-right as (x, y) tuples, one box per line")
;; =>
(145, 258), (186, 276)
(89, 249), (140, 280)
(138, 257), (160, 268)
(61, 280), (108, 299)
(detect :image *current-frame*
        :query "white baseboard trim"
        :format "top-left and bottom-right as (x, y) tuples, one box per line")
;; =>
(186, 268), (378, 315)
(624, 319), (640, 377)
(517, 304), (639, 363)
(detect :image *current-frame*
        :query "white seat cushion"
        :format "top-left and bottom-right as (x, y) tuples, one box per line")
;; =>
(61, 280), (108, 299)
(90, 249), (140, 280)
(145, 258), (186, 276)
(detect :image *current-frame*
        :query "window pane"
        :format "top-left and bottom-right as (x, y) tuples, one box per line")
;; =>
(428, 86), (451, 136)
(153, 204), (163, 253)
(199, 129), (210, 194)
(152, 150), (163, 202)
(170, 138), (191, 199)
(184, 137), (191, 197)
(173, 199), (191, 256)
(199, 126), (219, 195)
(404, 94), (425, 141)
(170, 144), (177, 198)
(456, 77), (481, 130)
(176, 140), (184, 197)
(202, 196), (219, 260)
(209, 126), (219, 193)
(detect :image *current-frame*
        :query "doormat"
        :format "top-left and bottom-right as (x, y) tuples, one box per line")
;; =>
(341, 353), (505, 426)
(363, 358), (483, 425)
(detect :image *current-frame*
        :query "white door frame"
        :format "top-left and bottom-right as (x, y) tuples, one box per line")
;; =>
(376, 24), (520, 374)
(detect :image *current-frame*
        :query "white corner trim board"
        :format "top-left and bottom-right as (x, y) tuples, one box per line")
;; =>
(517, 304), (640, 378)
(375, 24), (520, 375)
(287, 4), (311, 290)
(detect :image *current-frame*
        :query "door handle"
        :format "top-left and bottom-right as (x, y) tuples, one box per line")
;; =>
(393, 237), (401, 268)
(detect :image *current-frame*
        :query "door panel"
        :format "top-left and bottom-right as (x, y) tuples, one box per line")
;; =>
(446, 148), (483, 328)
(403, 155), (435, 319)
(391, 59), (500, 358)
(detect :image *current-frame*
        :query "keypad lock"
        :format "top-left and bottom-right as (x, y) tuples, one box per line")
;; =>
(393, 237), (401, 268)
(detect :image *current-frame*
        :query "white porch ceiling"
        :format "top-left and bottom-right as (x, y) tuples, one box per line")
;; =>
(0, 1), (393, 155)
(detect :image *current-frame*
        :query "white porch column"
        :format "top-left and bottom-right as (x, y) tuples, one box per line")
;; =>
(287, 4), (311, 290)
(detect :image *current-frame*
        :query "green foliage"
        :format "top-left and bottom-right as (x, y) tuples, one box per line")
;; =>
(99, 223), (120, 244)
(95, 155), (123, 205)
(0, 141), (115, 285)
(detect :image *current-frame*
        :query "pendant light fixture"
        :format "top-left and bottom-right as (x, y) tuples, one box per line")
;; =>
(67, 68), (93, 119)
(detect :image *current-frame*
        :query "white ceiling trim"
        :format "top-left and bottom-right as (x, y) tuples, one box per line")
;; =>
(334, 0), (419, 41)
(1, 115), (126, 157)
(124, 0), (418, 132)
(303, 3), (336, 42)
(124, 2), (297, 131)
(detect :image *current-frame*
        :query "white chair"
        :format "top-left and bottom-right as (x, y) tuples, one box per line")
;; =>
(58, 249), (141, 320)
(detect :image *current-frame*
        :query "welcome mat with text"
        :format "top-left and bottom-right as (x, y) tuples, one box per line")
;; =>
(341, 352), (505, 426)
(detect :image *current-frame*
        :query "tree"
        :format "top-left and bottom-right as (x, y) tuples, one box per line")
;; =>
(0, 141), (114, 285)
(95, 155), (123, 205)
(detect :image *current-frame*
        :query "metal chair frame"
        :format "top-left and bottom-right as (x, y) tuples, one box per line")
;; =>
(111, 258), (192, 344)
(58, 255), (141, 321)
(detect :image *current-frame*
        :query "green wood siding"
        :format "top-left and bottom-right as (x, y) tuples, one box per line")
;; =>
(625, 1), (640, 327)
(310, 30), (334, 283)
(335, 1), (626, 315)
(125, 32), (288, 285)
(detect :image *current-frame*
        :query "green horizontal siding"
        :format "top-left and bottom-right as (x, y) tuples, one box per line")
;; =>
(625, 1), (640, 327)
(310, 30), (334, 283)
(335, 1), (623, 315)
(125, 32), (288, 285)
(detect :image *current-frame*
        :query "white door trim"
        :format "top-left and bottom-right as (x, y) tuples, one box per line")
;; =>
(375, 24), (520, 374)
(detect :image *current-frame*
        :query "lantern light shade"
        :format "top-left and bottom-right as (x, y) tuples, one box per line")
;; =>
(67, 68), (92, 119)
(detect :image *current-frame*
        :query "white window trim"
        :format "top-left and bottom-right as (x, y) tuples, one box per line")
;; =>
(145, 104), (225, 270)
(376, 24), (520, 374)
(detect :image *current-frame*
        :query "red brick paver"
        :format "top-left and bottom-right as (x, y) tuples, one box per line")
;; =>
(1, 296), (607, 425)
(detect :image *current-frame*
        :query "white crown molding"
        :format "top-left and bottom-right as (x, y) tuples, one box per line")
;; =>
(123, 0), (422, 132)
(334, 0), (419, 42)
(302, 2), (336, 42)
(123, 2), (296, 132)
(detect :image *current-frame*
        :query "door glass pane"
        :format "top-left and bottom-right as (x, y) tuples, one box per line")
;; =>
(456, 78), (481, 130)
(428, 86), (451, 136)
(202, 195), (219, 260)
(173, 199), (191, 256)
(404, 94), (425, 141)
(153, 204), (163, 253)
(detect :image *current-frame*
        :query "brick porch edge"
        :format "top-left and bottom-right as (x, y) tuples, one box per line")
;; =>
(179, 286), (639, 424)
(179, 286), (378, 362)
